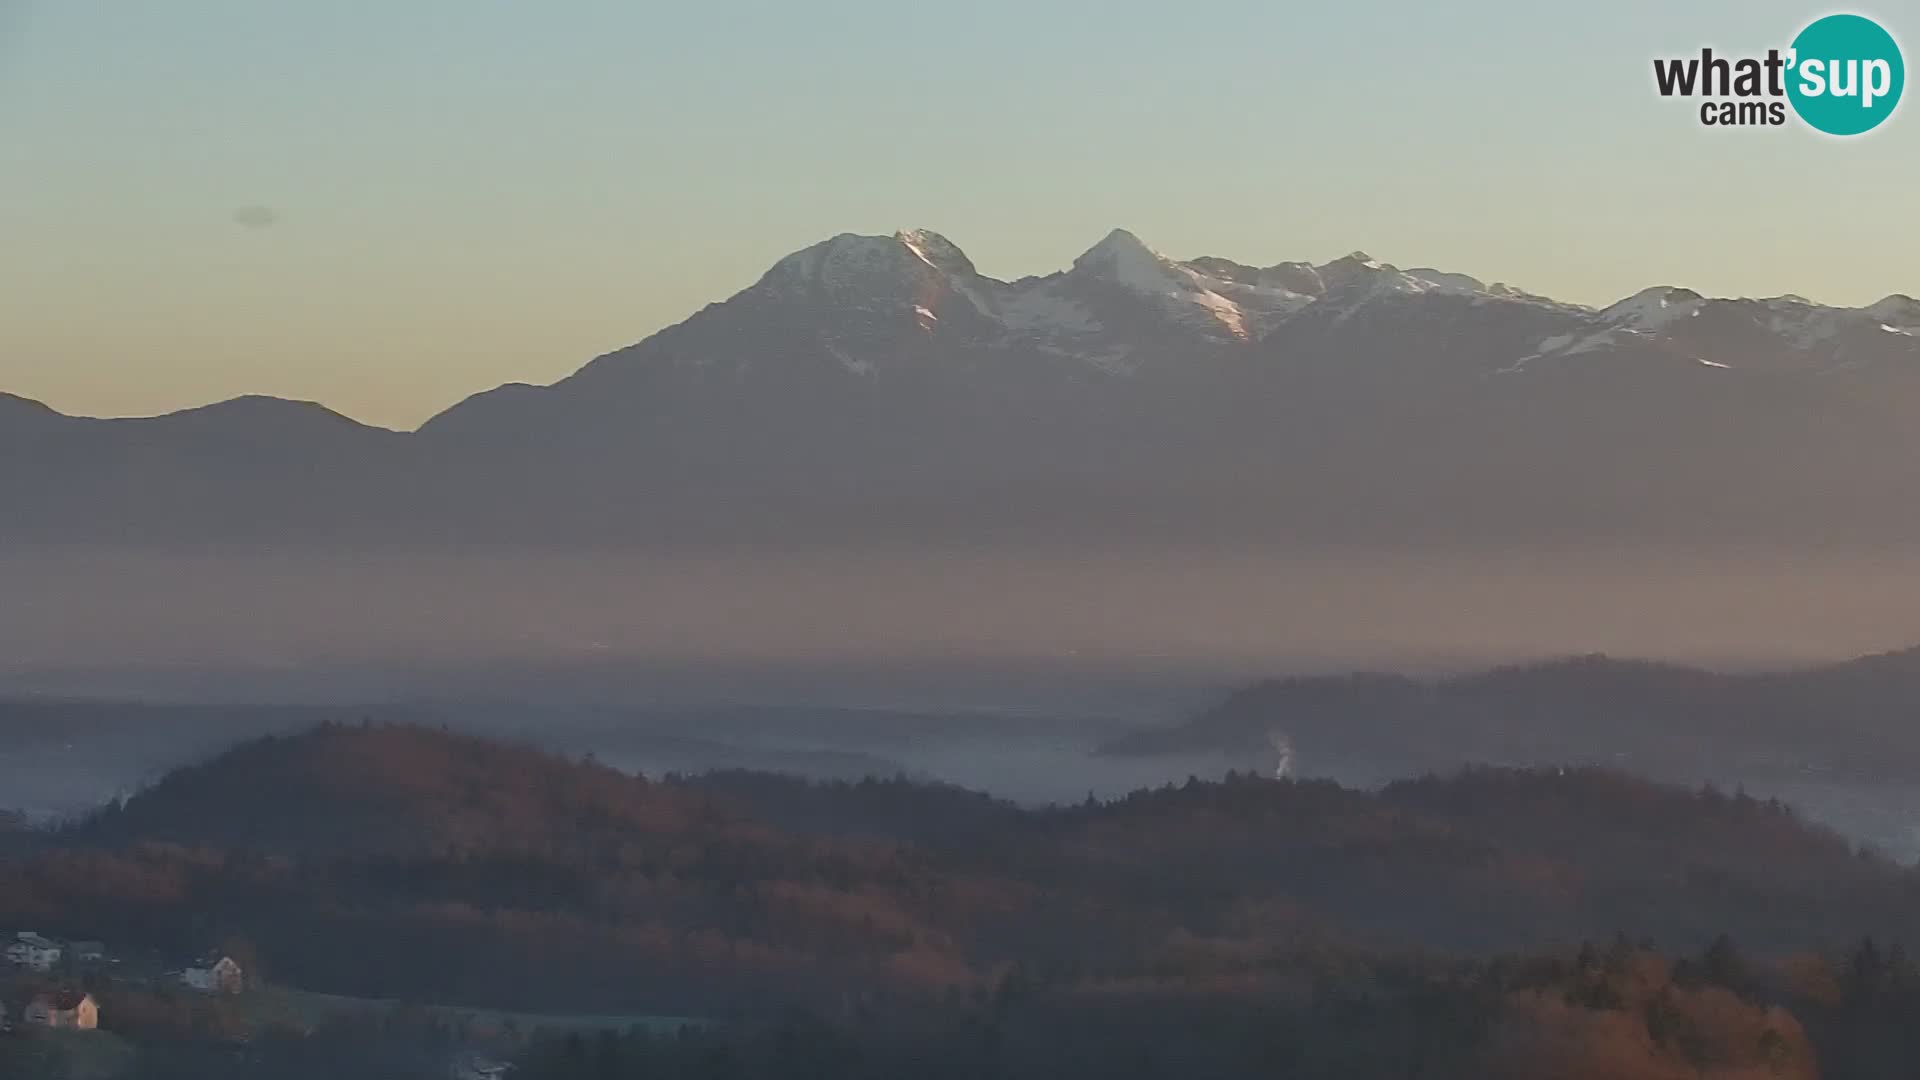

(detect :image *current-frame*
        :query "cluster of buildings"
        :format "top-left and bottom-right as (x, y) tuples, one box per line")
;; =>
(451, 1052), (516, 1080)
(4, 932), (79, 972)
(172, 954), (245, 995)
(2, 930), (249, 1035)
(0, 989), (99, 1032)
(3, 931), (110, 975)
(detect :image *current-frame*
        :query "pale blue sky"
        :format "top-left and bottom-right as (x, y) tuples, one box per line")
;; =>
(1, 0), (1913, 428)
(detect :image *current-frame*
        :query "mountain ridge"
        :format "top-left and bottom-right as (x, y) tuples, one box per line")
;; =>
(8, 226), (1920, 549)
(1104, 648), (1920, 787)
(13, 228), (1916, 431)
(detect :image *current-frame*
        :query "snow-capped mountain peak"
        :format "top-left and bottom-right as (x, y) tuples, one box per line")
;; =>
(1072, 227), (1162, 273)
(743, 229), (1918, 381)
(1302, 251), (1563, 311)
(1599, 286), (1707, 330)
(893, 228), (977, 278)
(1866, 294), (1920, 334)
(1514, 281), (1920, 372)
(756, 228), (1567, 349)
(1075, 228), (1328, 338)
(767, 231), (964, 292)
(1068, 229), (1208, 305)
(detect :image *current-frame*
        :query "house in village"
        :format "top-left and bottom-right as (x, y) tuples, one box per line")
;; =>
(450, 1052), (515, 1080)
(5, 932), (62, 972)
(23, 990), (98, 1030)
(178, 954), (245, 994)
(69, 941), (108, 969)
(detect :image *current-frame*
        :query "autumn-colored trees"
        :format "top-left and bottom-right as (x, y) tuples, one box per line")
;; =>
(5, 723), (1920, 1068)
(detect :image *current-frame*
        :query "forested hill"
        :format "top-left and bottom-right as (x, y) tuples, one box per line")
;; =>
(68, 722), (1021, 854)
(5, 723), (1917, 1018)
(71, 722), (732, 856)
(1104, 649), (1920, 780)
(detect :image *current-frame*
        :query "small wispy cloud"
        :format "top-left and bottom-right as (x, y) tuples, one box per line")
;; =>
(232, 205), (281, 230)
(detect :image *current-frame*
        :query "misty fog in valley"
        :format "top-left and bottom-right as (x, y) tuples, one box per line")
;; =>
(10, 542), (1920, 862)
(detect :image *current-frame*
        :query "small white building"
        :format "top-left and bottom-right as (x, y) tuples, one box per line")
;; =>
(450, 1053), (515, 1080)
(24, 990), (98, 1030)
(5, 931), (62, 971)
(179, 954), (244, 994)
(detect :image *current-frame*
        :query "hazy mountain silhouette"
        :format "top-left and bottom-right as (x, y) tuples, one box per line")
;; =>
(7, 229), (1920, 548)
(1106, 649), (1920, 782)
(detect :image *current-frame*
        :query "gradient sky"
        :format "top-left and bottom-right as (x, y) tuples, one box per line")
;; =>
(2, 0), (1915, 429)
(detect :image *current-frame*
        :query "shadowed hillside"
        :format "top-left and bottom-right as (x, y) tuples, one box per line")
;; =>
(0, 723), (1914, 1020)
(72, 722), (725, 857)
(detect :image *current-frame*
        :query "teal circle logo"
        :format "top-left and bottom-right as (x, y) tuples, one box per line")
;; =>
(1787, 14), (1904, 135)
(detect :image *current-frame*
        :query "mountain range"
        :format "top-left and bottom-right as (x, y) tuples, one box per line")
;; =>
(8, 228), (1920, 547)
